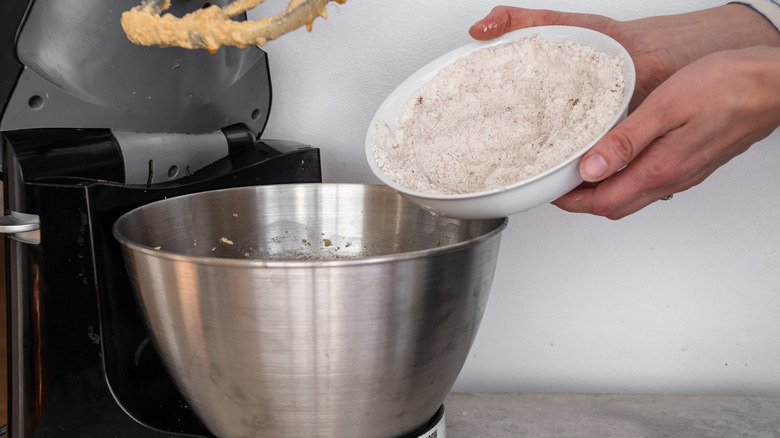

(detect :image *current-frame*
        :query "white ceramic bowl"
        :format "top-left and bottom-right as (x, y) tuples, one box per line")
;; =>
(365, 26), (636, 219)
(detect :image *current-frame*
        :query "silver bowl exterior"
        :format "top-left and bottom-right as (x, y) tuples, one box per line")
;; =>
(113, 184), (506, 438)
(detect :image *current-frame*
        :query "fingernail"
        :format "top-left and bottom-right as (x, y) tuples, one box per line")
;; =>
(581, 153), (608, 181)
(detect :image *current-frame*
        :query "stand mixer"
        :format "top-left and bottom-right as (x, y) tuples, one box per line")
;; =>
(1, 1), (505, 436)
(0, 0), (323, 436)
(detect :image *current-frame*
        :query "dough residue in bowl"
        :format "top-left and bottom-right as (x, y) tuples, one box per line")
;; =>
(372, 35), (626, 195)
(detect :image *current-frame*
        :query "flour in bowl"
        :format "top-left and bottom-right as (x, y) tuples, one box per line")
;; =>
(371, 35), (626, 195)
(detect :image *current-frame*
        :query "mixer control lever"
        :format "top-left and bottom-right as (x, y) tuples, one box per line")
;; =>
(0, 211), (39, 233)
(0, 211), (40, 244)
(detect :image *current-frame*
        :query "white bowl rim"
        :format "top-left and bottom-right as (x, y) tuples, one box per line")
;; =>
(365, 25), (636, 202)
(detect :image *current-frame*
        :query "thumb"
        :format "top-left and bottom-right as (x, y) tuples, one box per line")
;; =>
(579, 106), (672, 182)
(469, 6), (615, 41)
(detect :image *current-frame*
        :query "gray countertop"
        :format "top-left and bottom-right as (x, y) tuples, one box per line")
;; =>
(443, 393), (780, 437)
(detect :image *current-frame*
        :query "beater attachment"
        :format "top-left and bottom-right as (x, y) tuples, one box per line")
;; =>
(121, 0), (346, 52)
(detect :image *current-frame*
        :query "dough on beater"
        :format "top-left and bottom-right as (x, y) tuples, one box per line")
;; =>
(121, 0), (346, 51)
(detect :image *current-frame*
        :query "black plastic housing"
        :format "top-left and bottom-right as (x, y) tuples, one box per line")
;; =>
(4, 129), (322, 437)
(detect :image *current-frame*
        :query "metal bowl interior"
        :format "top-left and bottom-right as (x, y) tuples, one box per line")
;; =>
(113, 183), (507, 438)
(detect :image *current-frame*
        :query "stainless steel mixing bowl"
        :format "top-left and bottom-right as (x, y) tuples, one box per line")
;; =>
(113, 183), (506, 438)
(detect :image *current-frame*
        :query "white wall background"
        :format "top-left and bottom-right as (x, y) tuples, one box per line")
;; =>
(249, 0), (780, 396)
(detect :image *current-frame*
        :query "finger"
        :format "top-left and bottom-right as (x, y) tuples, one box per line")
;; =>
(551, 186), (597, 214)
(590, 162), (679, 219)
(550, 181), (597, 213)
(552, 170), (676, 219)
(552, 187), (657, 220)
(468, 6), (615, 41)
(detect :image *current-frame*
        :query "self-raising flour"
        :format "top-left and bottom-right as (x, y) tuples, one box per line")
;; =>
(371, 35), (625, 195)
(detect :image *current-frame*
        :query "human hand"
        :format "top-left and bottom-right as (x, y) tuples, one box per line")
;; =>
(469, 5), (780, 218)
(553, 46), (780, 218)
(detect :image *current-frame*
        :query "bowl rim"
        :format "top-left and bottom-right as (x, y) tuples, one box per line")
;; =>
(112, 183), (508, 268)
(365, 25), (636, 202)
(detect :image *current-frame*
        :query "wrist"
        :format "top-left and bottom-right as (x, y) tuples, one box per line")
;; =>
(708, 4), (780, 48)
(728, 1), (780, 37)
(752, 46), (780, 130)
(630, 4), (780, 67)
(717, 46), (780, 140)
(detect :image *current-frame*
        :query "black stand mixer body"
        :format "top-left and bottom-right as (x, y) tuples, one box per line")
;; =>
(0, 1), (322, 436)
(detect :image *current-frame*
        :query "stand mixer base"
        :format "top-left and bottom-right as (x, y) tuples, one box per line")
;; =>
(410, 406), (445, 438)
